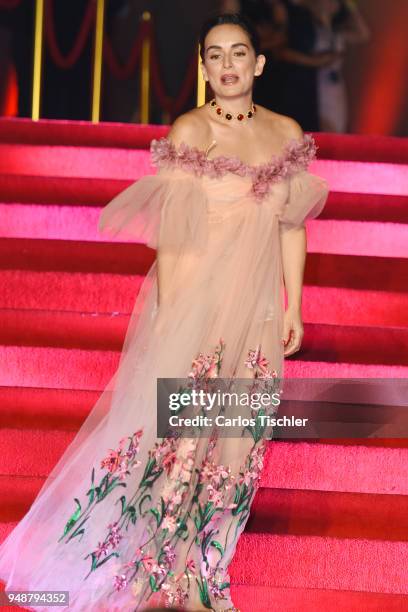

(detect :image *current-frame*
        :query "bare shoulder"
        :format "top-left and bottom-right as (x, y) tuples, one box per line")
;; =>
(257, 105), (304, 142)
(278, 115), (304, 140)
(166, 108), (210, 148)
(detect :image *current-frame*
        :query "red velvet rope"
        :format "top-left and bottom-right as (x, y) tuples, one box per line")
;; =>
(103, 20), (146, 80)
(44, 0), (95, 69)
(3, 0), (197, 115)
(173, 51), (200, 117)
(149, 21), (198, 120)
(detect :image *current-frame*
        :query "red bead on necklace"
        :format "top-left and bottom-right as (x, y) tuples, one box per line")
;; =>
(210, 98), (256, 121)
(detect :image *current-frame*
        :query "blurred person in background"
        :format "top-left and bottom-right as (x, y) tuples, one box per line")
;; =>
(222, 0), (369, 132)
(271, 0), (370, 131)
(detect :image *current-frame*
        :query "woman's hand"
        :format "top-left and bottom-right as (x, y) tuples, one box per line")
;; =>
(282, 306), (304, 356)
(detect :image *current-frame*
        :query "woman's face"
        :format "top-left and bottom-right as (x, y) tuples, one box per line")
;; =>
(201, 24), (265, 97)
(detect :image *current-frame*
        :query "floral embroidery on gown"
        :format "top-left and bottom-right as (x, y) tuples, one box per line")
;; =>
(0, 133), (329, 611)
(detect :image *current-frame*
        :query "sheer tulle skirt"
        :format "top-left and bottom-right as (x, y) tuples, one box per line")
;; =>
(0, 165), (328, 610)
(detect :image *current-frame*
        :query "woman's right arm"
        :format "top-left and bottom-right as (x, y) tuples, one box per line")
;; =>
(156, 114), (204, 310)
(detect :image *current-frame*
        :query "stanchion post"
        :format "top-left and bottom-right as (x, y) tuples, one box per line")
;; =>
(196, 43), (206, 108)
(92, 0), (106, 123)
(140, 11), (151, 124)
(32, 0), (45, 121)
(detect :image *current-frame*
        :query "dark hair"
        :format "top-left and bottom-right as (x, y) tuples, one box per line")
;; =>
(199, 12), (261, 61)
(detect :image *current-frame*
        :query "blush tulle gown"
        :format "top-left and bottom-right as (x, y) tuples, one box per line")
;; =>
(0, 133), (329, 611)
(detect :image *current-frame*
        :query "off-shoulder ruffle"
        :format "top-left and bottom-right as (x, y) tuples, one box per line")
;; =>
(150, 134), (318, 202)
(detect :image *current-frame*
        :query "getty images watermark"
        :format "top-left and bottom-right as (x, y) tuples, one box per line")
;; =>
(166, 386), (307, 429)
(157, 377), (408, 440)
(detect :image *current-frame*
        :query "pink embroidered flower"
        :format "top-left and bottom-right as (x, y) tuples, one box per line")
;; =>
(189, 353), (218, 380)
(206, 484), (225, 508)
(161, 582), (188, 607)
(100, 449), (121, 473)
(186, 559), (196, 574)
(286, 133), (317, 167)
(151, 437), (174, 461)
(162, 544), (176, 564)
(141, 554), (155, 572)
(150, 137), (177, 166)
(100, 430), (143, 475)
(167, 491), (183, 511)
(162, 450), (178, 475)
(162, 514), (177, 532)
(94, 541), (110, 559)
(245, 345), (269, 372)
(107, 522), (122, 547)
(113, 573), (127, 591)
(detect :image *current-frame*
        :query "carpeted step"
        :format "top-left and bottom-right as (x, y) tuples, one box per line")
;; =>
(1, 309), (407, 364)
(0, 117), (168, 149)
(284, 359), (408, 377)
(1, 237), (155, 274)
(1, 386), (406, 450)
(321, 191), (408, 223)
(2, 202), (408, 258)
(2, 270), (407, 328)
(230, 532), (408, 593)
(0, 308), (130, 351)
(1, 472), (407, 542)
(1, 429), (407, 495)
(0, 143), (154, 180)
(1, 145), (407, 195)
(308, 219), (408, 258)
(0, 345), (120, 389)
(2, 238), (407, 292)
(0, 173), (131, 206)
(261, 441), (408, 494)
(0, 386), (97, 430)
(303, 286), (408, 328)
(1, 118), (407, 165)
(2, 175), (408, 224)
(231, 584), (408, 612)
(1, 346), (407, 390)
(0, 270), (142, 313)
(246, 488), (408, 540)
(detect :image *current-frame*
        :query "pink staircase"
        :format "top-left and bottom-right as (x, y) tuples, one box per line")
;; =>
(0, 117), (408, 611)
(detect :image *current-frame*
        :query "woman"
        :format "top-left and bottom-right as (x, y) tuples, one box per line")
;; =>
(0, 12), (329, 612)
(271, 0), (369, 132)
(311, 0), (370, 132)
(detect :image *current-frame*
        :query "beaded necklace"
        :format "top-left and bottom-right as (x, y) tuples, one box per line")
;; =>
(210, 98), (256, 121)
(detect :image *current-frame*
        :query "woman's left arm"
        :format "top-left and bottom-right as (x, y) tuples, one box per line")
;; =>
(277, 118), (329, 356)
(280, 227), (306, 356)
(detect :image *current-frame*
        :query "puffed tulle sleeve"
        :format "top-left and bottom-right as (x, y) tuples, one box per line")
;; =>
(278, 170), (329, 232)
(98, 166), (208, 254)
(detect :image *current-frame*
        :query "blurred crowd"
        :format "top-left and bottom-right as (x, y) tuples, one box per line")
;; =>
(0, 0), (371, 132)
(222, 0), (370, 132)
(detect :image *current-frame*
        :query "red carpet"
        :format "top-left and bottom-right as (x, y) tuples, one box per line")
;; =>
(0, 117), (407, 610)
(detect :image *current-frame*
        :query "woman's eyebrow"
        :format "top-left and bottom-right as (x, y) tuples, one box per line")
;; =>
(206, 42), (250, 52)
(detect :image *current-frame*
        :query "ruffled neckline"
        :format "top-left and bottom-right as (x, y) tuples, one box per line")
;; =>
(150, 134), (318, 201)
